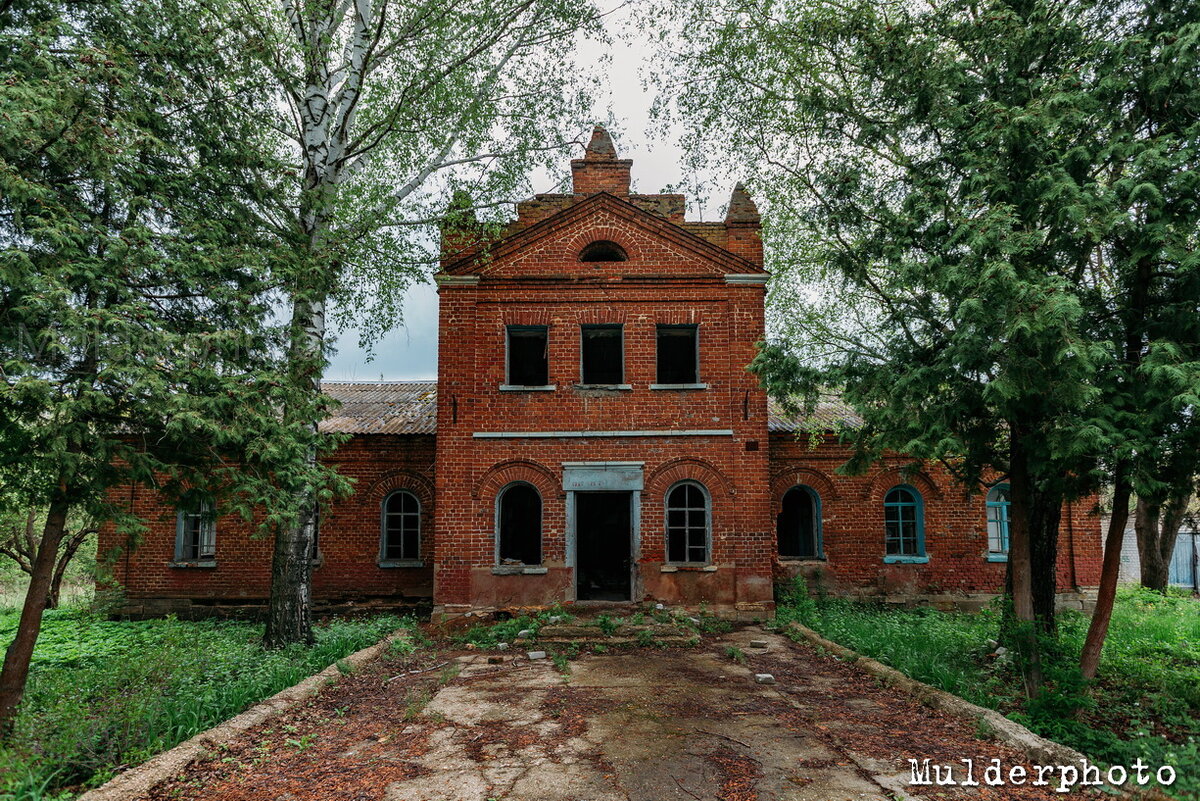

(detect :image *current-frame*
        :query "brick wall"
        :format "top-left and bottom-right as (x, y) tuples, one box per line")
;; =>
(97, 434), (436, 616)
(768, 432), (1104, 605)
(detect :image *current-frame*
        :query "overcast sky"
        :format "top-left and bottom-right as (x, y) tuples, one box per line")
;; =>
(324, 8), (727, 382)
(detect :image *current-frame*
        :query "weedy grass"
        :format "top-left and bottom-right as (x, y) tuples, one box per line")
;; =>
(0, 608), (413, 800)
(775, 579), (1200, 800)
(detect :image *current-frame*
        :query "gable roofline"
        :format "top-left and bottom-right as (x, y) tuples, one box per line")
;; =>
(441, 191), (765, 277)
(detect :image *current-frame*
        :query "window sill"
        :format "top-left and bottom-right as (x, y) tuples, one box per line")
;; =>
(778, 557), (826, 564)
(492, 565), (548, 575)
(169, 560), (217, 569)
(883, 555), (929, 564)
(661, 564), (717, 572)
(649, 383), (708, 390)
(574, 383), (633, 391)
(499, 384), (556, 392)
(986, 553), (1009, 563)
(378, 560), (424, 569)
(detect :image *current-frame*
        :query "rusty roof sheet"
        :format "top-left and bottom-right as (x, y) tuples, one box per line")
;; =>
(318, 380), (857, 436)
(320, 381), (436, 435)
(767, 395), (863, 433)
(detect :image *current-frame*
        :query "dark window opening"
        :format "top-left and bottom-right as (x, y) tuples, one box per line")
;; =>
(778, 486), (819, 559)
(507, 325), (548, 386)
(579, 240), (628, 262)
(175, 493), (216, 561)
(581, 324), (623, 384)
(382, 490), (420, 561)
(498, 483), (542, 565)
(656, 324), (699, 384)
(666, 481), (709, 563)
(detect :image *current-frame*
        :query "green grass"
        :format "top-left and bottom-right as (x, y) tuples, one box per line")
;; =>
(775, 579), (1200, 800)
(0, 607), (411, 800)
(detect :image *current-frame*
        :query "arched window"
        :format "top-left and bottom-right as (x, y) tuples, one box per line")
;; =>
(175, 492), (216, 562)
(986, 484), (1010, 558)
(497, 483), (542, 565)
(778, 486), (822, 559)
(884, 485), (925, 558)
(578, 240), (628, 262)
(666, 481), (710, 563)
(381, 490), (420, 562)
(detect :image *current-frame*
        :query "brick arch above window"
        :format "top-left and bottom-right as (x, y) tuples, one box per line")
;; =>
(562, 225), (641, 264)
(770, 466), (839, 508)
(473, 459), (560, 502)
(646, 457), (735, 500)
(862, 467), (941, 503)
(363, 470), (435, 510)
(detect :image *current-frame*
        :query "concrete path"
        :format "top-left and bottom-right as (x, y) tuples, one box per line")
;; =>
(143, 627), (1069, 801)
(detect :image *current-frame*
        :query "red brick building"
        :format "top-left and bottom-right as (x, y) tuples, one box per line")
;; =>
(99, 128), (1103, 619)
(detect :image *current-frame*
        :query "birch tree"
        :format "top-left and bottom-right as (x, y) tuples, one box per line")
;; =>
(238, 0), (602, 646)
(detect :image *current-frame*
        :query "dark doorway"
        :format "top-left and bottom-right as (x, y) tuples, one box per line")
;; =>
(575, 492), (632, 601)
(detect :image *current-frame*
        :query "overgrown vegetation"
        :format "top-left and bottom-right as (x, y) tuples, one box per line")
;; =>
(776, 579), (1200, 799)
(0, 607), (410, 800)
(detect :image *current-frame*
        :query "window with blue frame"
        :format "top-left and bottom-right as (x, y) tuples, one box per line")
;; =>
(986, 484), (1010, 559)
(884, 486), (925, 560)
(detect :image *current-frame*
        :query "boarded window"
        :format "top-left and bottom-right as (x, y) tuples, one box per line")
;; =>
(579, 240), (628, 262)
(666, 481), (709, 563)
(778, 486), (820, 559)
(498, 483), (542, 565)
(581, 324), (623, 384)
(656, 324), (699, 384)
(884, 486), (923, 556)
(986, 484), (1010, 554)
(381, 490), (420, 561)
(175, 493), (216, 561)
(507, 325), (548, 386)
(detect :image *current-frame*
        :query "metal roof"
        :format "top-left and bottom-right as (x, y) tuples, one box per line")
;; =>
(317, 381), (859, 435)
(320, 381), (437, 435)
(767, 396), (863, 433)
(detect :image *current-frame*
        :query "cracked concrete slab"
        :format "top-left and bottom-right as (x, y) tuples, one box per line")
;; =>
(136, 627), (1087, 801)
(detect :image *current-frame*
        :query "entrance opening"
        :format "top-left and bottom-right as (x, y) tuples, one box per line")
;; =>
(575, 492), (632, 601)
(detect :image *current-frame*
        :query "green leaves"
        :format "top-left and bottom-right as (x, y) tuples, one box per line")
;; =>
(659, 0), (1200, 506)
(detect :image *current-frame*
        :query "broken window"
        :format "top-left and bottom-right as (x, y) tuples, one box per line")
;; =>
(175, 492), (216, 562)
(381, 490), (420, 561)
(666, 481), (709, 563)
(580, 324), (623, 384)
(498, 483), (542, 565)
(507, 325), (548, 386)
(884, 486), (924, 556)
(578, 240), (628, 262)
(777, 486), (821, 559)
(986, 484), (1010, 555)
(656, 324), (699, 384)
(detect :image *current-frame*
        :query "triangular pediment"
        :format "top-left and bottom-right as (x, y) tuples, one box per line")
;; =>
(443, 192), (763, 278)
